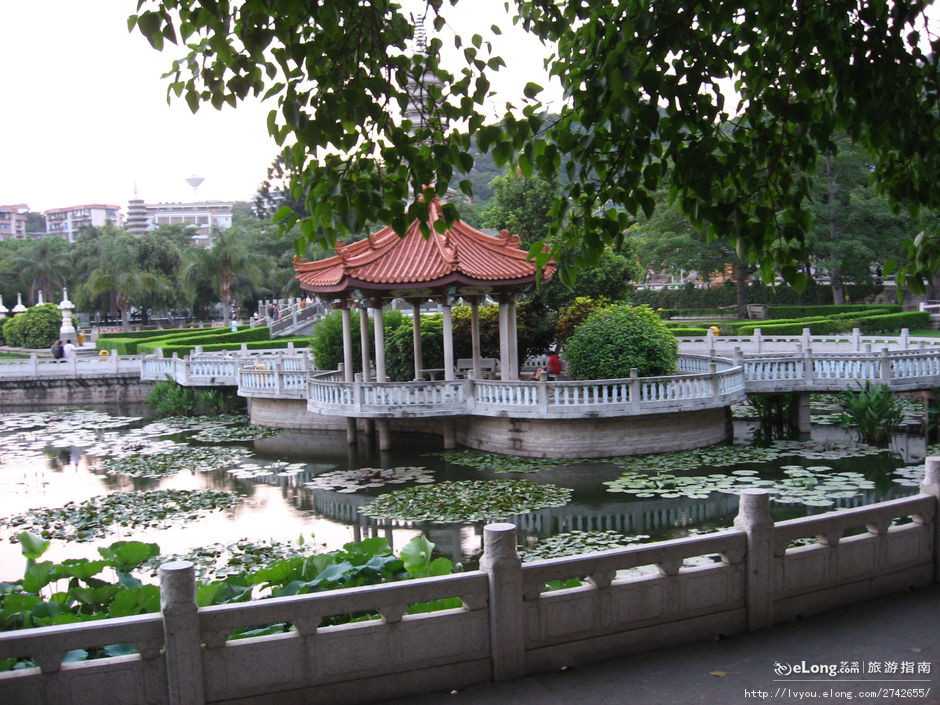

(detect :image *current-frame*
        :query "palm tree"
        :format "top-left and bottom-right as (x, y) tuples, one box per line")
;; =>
(181, 227), (264, 324)
(80, 231), (173, 328)
(11, 237), (71, 304)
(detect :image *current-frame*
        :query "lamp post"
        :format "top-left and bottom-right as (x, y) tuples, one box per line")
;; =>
(59, 288), (76, 340)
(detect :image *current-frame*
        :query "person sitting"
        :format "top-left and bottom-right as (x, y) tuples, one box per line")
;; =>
(546, 348), (562, 379)
(63, 340), (76, 360)
(50, 339), (64, 361)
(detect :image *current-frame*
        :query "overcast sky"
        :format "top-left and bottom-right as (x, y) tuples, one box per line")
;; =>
(0, 1), (558, 213)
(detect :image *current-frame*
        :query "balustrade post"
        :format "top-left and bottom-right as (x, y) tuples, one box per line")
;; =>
(287, 341), (295, 354)
(480, 523), (525, 681)
(920, 457), (940, 583)
(239, 343), (248, 358)
(734, 490), (774, 630)
(160, 561), (206, 705)
(753, 328), (763, 354)
(852, 328), (861, 352)
(706, 327), (715, 355)
(901, 328), (910, 350)
(630, 368), (641, 411)
(880, 347), (892, 382)
(733, 346), (743, 368)
(864, 342), (872, 354)
(802, 351), (813, 385)
(536, 379), (549, 415)
(112, 350), (120, 373)
(71, 353), (79, 376)
(709, 362), (720, 398)
(194, 345), (203, 354)
(274, 358), (284, 396)
(29, 352), (38, 376)
(801, 327), (811, 351)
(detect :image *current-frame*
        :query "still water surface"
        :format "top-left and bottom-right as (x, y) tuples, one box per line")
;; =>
(0, 404), (927, 580)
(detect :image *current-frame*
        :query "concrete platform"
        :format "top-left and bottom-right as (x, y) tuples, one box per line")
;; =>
(376, 585), (940, 705)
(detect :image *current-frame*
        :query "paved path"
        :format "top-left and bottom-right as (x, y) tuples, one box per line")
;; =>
(377, 586), (940, 705)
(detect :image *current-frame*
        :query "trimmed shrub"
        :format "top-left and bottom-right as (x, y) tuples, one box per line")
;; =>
(100, 326), (242, 355)
(565, 304), (678, 379)
(668, 327), (709, 336)
(97, 328), (206, 340)
(556, 296), (609, 343)
(137, 326), (264, 354)
(310, 309), (405, 371)
(767, 304), (901, 318)
(855, 311), (929, 333)
(158, 337), (314, 358)
(2, 305), (62, 349)
(386, 315), (444, 381)
(731, 316), (830, 335)
(453, 304), (500, 359)
(736, 319), (852, 336)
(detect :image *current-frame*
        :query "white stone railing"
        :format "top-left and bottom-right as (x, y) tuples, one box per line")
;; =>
(740, 348), (940, 392)
(269, 300), (325, 337)
(303, 356), (745, 419)
(3, 463), (938, 705)
(0, 353), (141, 379)
(678, 327), (940, 355)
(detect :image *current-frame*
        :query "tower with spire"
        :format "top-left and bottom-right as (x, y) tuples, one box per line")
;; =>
(126, 182), (149, 236)
(402, 14), (442, 135)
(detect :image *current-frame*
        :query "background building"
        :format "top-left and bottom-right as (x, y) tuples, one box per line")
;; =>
(0, 204), (28, 240)
(44, 204), (122, 243)
(137, 200), (234, 245)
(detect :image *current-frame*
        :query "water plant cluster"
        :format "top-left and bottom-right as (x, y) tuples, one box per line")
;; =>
(520, 530), (650, 562)
(190, 424), (280, 443)
(436, 450), (582, 474)
(306, 466), (436, 492)
(0, 489), (241, 541)
(228, 460), (310, 481)
(144, 536), (329, 580)
(101, 446), (251, 479)
(360, 480), (573, 523)
(0, 531), (458, 670)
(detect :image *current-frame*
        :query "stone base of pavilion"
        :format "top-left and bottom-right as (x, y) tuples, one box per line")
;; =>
(247, 398), (732, 458)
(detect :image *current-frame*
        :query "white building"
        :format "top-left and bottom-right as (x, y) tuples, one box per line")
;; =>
(0, 204), (28, 240)
(44, 204), (122, 243)
(143, 201), (234, 245)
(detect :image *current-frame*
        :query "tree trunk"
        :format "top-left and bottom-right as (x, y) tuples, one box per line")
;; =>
(831, 268), (846, 305)
(221, 272), (232, 325)
(733, 260), (748, 319)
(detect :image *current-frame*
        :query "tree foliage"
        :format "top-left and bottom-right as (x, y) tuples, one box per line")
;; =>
(132, 0), (940, 283)
(2, 304), (62, 349)
(564, 305), (678, 379)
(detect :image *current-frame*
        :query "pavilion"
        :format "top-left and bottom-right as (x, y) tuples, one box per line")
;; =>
(293, 197), (554, 447)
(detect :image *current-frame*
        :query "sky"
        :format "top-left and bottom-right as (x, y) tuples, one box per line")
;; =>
(0, 1), (558, 213)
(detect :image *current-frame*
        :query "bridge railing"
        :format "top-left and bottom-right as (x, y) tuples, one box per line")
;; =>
(3, 463), (937, 705)
(0, 353), (142, 380)
(269, 301), (325, 337)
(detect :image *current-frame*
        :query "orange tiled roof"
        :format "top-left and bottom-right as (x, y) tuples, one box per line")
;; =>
(294, 199), (553, 295)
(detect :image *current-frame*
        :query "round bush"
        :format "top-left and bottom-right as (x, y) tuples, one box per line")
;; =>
(2, 304), (62, 349)
(564, 304), (677, 379)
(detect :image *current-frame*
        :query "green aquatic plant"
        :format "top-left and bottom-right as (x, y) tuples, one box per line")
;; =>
(0, 531), (458, 670)
(435, 450), (580, 473)
(100, 446), (250, 478)
(520, 531), (650, 562)
(840, 384), (904, 447)
(0, 489), (241, 541)
(360, 480), (573, 523)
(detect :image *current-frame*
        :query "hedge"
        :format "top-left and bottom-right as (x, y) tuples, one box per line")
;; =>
(766, 304), (901, 318)
(136, 327), (264, 354)
(854, 312), (929, 333)
(736, 311), (928, 336)
(97, 328), (209, 340)
(668, 327), (709, 336)
(99, 327), (247, 354)
(158, 337), (313, 358)
(728, 316), (830, 334)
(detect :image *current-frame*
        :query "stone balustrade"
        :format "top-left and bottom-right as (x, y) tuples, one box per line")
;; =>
(302, 356), (746, 419)
(3, 459), (938, 705)
(0, 353), (140, 379)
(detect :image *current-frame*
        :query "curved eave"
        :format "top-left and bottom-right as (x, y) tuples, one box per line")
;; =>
(298, 269), (554, 297)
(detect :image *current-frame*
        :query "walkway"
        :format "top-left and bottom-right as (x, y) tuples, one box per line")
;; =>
(378, 585), (940, 705)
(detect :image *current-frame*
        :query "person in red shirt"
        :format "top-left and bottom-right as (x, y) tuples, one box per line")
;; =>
(546, 349), (562, 378)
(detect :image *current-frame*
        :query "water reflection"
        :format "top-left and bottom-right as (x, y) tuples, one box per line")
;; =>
(0, 408), (928, 580)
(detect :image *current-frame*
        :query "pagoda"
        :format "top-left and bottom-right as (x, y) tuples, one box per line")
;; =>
(294, 198), (552, 391)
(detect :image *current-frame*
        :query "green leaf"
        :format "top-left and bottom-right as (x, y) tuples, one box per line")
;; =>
(109, 586), (160, 617)
(400, 535), (434, 576)
(17, 532), (49, 561)
(98, 541), (160, 573)
(523, 82), (543, 99)
(22, 561), (55, 593)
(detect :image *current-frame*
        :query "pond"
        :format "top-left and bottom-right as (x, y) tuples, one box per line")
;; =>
(0, 400), (929, 581)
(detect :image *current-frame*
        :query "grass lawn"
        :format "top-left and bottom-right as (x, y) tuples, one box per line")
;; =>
(0, 352), (27, 360)
(911, 329), (940, 338)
